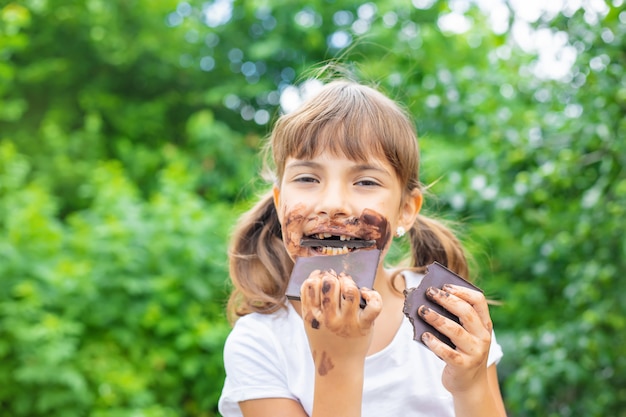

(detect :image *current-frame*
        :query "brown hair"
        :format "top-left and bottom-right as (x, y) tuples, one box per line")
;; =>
(226, 80), (468, 323)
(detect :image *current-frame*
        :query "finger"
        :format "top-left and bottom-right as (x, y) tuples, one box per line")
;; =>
(418, 305), (472, 350)
(301, 270), (323, 306)
(443, 284), (494, 332)
(421, 331), (465, 366)
(426, 287), (490, 338)
(320, 270), (341, 316)
(358, 288), (382, 326)
(338, 272), (360, 312)
(301, 270), (323, 329)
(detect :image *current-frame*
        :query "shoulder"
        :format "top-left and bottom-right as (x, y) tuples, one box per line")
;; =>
(223, 303), (306, 365)
(219, 304), (312, 415)
(400, 269), (425, 288)
(225, 305), (293, 349)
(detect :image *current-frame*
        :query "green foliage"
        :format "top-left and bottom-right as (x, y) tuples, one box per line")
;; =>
(0, 142), (232, 415)
(0, 0), (261, 215)
(1, 0), (625, 415)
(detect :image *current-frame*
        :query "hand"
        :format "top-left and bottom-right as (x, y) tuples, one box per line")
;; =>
(418, 284), (493, 394)
(300, 269), (382, 372)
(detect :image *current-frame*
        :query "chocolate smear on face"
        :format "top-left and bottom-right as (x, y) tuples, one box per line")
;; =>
(282, 204), (308, 257)
(359, 208), (390, 250)
(297, 208), (390, 252)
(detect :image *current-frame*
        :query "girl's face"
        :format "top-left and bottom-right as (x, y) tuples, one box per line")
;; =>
(273, 151), (422, 261)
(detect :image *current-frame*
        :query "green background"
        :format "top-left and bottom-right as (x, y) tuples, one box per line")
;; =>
(1, 0), (624, 415)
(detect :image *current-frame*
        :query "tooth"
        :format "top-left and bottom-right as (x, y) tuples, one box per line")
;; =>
(318, 234), (325, 240)
(324, 233), (332, 238)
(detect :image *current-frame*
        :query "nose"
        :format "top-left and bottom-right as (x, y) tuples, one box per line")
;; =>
(315, 180), (350, 218)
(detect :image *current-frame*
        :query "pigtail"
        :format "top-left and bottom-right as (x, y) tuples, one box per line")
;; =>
(226, 190), (293, 324)
(408, 214), (470, 279)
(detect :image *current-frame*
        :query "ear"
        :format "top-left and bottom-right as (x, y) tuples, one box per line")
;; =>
(398, 189), (422, 230)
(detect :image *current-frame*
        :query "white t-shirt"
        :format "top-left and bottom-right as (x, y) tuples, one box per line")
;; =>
(218, 272), (503, 417)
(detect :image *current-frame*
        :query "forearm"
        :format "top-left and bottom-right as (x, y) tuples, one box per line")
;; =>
(298, 272), (382, 417)
(452, 376), (506, 417)
(311, 356), (365, 417)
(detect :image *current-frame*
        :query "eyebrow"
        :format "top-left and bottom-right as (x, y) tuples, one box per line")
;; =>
(284, 160), (321, 171)
(284, 160), (391, 176)
(350, 163), (390, 175)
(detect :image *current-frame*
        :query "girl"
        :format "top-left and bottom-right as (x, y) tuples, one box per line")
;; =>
(218, 79), (507, 417)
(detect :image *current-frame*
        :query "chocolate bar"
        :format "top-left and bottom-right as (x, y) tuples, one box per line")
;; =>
(299, 238), (377, 249)
(403, 262), (483, 349)
(286, 249), (381, 307)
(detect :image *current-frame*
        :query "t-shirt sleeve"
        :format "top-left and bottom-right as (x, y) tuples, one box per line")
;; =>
(218, 316), (296, 417)
(487, 329), (504, 366)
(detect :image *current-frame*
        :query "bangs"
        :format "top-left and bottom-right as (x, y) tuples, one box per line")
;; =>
(285, 106), (388, 164)
(271, 81), (419, 188)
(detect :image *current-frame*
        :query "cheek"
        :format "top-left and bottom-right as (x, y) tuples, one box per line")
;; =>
(280, 204), (311, 259)
(359, 208), (391, 251)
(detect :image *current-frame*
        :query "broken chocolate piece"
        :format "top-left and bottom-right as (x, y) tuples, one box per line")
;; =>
(299, 238), (377, 249)
(403, 262), (483, 350)
(286, 249), (381, 307)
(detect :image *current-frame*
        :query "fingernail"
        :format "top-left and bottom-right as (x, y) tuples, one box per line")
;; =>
(419, 306), (430, 317)
(427, 287), (439, 297)
(421, 332), (432, 344)
(442, 284), (454, 291)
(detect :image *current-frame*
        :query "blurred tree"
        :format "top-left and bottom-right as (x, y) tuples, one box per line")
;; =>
(0, 0), (624, 416)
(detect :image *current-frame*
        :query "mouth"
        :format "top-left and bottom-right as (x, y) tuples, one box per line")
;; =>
(299, 234), (377, 255)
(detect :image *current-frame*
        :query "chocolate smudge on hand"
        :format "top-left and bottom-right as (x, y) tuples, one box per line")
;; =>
(317, 351), (335, 376)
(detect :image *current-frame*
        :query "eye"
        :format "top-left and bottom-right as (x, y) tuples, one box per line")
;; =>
(355, 178), (381, 187)
(294, 175), (319, 183)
